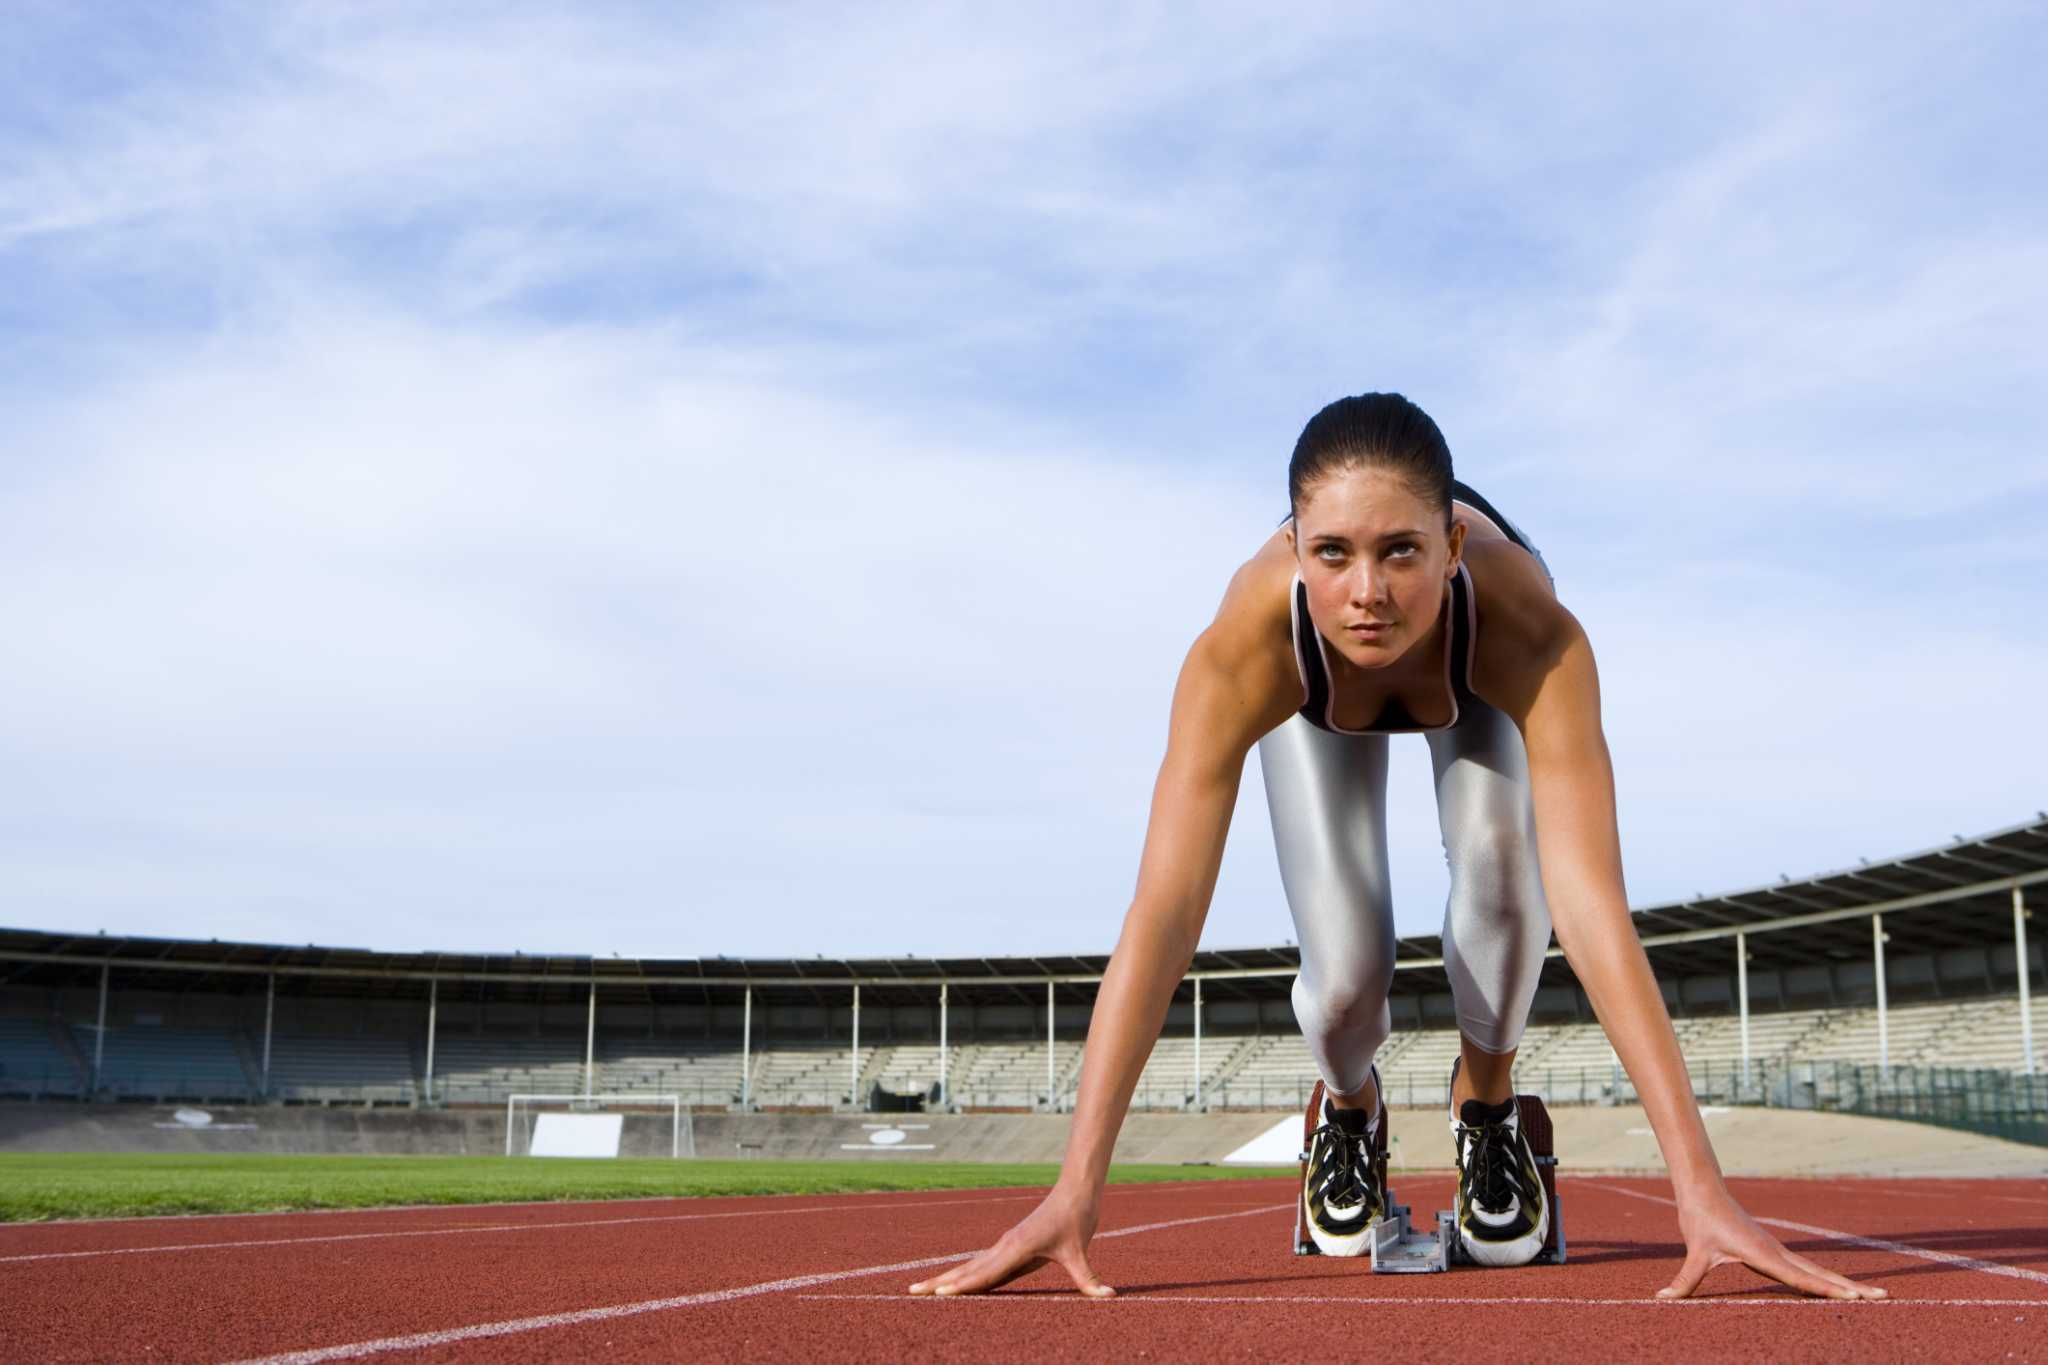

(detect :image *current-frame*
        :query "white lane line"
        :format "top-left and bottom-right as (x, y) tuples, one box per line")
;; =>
(227, 1202), (1290, 1364)
(1583, 1181), (2048, 1288)
(799, 1292), (2035, 1307)
(0, 1193), (1038, 1266)
(1797, 1181), (2048, 1210)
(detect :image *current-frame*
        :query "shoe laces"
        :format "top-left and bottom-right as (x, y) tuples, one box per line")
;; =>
(1311, 1119), (1375, 1209)
(1455, 1115), (1518, 1212)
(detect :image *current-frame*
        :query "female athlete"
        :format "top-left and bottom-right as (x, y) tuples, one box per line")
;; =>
(908, 393), (1884, 1301)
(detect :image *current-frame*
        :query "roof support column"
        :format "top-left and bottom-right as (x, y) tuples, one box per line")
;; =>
(1193, 977), (1203, 1112)
(1736, 932), (1750, 1091)
(937, 982), (948, 1109)
(261, 973), (275, 1101)
(741, 985), (752, 1109)
(1046, 980), (1056, 1111)
(424, 978), (438, 1106)
(1873, 914), (1889, 1070)
(2018, 888), (2035, 1077)
(850, 984), (860, 1108)
(584, 980), (597, 1100)
(92, 963), (109, 1097)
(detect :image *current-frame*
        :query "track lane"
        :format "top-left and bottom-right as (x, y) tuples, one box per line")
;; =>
(4, 1175), (2043, 1362)
(0, 1182), (1271, 1362)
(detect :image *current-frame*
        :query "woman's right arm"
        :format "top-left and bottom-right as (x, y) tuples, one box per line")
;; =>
(909, 559), (1297, 1298)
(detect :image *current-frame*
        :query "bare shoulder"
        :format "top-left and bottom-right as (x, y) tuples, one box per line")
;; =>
(1467, 538), (1585, 707)
(1177, 525), (1301, 748)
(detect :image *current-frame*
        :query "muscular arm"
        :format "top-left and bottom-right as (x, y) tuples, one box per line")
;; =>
(910, 544), (1298, 1298)
(1061, 619), (1292, 1188)
(1474, 541), (1880, 1300)
(1478, 576), (1721, 1190)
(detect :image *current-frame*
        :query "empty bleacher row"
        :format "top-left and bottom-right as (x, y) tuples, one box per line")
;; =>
(1, 995), (2041, 1108)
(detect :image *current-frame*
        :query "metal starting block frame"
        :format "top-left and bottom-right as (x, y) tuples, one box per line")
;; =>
(1292, 1079), (1566, 1272)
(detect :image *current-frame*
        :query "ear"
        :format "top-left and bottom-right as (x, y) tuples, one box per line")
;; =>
(1445, 519), (1467, 578)
(1282, 516), (1298, 555)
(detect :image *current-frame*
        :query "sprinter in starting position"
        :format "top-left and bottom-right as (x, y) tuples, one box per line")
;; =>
(909, 393), (1884, 1301)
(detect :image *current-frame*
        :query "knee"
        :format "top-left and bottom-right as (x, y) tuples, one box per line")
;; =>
(1447, 829), (1547, 927)
(1292, 972), (1391, 1041)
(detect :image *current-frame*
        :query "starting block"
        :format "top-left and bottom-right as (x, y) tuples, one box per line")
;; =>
(1291, 1079), (1566, 1271)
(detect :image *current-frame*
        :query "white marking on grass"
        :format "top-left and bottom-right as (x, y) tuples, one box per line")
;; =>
(1583, 1181), (2048, 1288)
(226, 1203), (1289, 1364)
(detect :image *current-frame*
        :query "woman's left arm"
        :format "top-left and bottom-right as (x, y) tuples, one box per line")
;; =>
(1479, 548), (1885, 1301)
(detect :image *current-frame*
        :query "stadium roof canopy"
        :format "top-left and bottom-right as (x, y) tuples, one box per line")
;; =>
(2, 816), (2044, 1010)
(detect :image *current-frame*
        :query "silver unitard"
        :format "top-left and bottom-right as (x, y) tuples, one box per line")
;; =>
(1258, 519), (1555, 1096)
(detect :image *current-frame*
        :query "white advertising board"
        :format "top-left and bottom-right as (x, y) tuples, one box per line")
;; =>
(529, 1112), (624, 1158)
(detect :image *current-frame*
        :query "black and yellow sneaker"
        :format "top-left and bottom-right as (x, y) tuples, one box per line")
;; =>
(1449, 1093), (1549, 1266)
(1300, 1068), (1387, 1256)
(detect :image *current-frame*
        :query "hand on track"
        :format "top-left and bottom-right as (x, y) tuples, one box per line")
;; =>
(907, 1188), (1113, 1298)
(1659, 1189), (1886, 1301)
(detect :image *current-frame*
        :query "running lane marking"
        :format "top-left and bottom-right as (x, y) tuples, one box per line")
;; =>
(800, 1292), (2034, 1307)
(1583, 1181), (2048, 1288)
(0, 1194), (1043, 1265)
(227, 1202), (1291, 1364)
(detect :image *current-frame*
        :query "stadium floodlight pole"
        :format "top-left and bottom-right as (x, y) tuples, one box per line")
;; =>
(1736, 931), (1751, 1090)
(1193, 976), (1203, 1112)
(741, 986), (752, 1109)
(1873, 914), (1889, 1070)
(937, 981), (948, 1109)
(2019, 887), (2035, 1077)
(851, 984), (860, 1107)
(262, 973), (275, 1101)
(584, 980), (597, 1101)
(92, 962), (108, 1096)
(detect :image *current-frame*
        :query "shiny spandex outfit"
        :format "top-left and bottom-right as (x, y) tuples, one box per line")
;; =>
(1259, 482), (1555, 1097)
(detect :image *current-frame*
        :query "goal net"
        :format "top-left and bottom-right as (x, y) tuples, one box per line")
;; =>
(505, 1093), (693, 1159)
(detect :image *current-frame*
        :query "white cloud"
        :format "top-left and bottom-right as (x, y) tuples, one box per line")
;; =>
(1, 3), (2043, 959)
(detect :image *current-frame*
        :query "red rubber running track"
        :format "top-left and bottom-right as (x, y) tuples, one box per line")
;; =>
(3, 1174), (2046, 1362)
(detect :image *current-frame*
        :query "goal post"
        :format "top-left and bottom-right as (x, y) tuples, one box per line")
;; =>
(504, 1093), (692, 1159)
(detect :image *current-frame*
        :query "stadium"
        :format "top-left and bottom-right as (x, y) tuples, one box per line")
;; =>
(5, 816), (2042, 1141)
(9, 5), (2048, 1361)
(2, 818), (2046, 1359)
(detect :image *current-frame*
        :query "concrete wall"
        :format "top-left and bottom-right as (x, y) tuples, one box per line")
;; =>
(3, 1101), (2043, 1177)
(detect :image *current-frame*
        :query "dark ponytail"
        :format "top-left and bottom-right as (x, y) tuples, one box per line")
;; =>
(1287, 393), (1454, 524)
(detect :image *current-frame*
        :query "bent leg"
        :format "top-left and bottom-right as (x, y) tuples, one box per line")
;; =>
(1428, 698), (1553, 1099)
(1259, 713), (1395, 1099)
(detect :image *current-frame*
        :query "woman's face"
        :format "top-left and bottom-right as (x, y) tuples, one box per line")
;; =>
(1291, 465), (1463, 671)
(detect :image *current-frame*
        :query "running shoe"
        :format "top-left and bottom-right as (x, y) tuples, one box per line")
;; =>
(1449, 1091), (1549, 1266)
(1300, 1067), (1387, 1256)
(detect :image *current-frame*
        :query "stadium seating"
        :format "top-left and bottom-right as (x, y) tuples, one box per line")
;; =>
(91, 1025), (254, 1103)
(15, 991), (2036, 1109)
(599, 1038), (749, 1106)
(0, 1018), (83, 1098)
(428, 1036), (588, 1105)
(262, 1033), (418, 1105)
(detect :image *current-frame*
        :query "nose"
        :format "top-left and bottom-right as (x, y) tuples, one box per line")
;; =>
(1348, 564), (1387, 607)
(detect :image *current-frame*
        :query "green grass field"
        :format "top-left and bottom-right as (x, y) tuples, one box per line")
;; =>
(0, 1154), (1292, 1223)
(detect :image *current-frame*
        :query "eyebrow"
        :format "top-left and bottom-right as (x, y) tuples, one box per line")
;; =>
(1308, 528), (1426, 544)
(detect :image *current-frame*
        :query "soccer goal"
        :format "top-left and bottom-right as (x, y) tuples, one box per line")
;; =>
(505, 1093), (693, 1159)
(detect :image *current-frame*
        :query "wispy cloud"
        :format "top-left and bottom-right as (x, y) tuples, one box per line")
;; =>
(1, 3), (2043, 956)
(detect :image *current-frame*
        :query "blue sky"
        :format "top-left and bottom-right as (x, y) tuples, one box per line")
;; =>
(2, 3), (2044, 959)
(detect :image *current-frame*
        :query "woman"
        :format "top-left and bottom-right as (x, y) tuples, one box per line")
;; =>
(909, 394), (1884, 1301)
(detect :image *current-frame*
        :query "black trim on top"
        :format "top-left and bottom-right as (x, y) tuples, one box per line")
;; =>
(1293, 563), (1474, 735)
(1293, 578), (1331, 725)
(1449, 480), (1534, 556)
